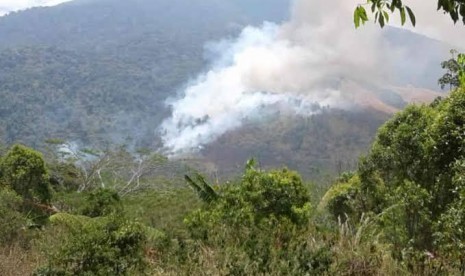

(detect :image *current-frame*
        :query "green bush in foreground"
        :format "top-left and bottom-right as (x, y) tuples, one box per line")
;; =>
(36, 214), (147, 276)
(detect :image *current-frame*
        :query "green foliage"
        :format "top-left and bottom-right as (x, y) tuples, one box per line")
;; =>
(439, 50), (465, 90)
(354, 0), (416, 28)
(323, 85), (465, 272)
(1, 144), (52, 204)
(377, 180), (433, 256)
(0, 188), (28, 246)
(121, 188), (201, 237)
(184, 173), (218, 203)
(183, 163), (314, 273)
(78, 188), (122, 218)
(38, 214), (147, 276)
(321, 174), (361, 222)
(433, 159), (465, 272)
(354, 0), (465, 28)
(186, 163), (312, 233)
(48, 162), (82, 192)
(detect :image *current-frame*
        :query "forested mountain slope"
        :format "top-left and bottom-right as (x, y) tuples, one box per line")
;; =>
(0, 0), (291, 147)
(0, 0), (449, 181)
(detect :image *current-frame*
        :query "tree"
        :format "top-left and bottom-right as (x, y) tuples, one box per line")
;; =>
(51, 144), (168, 195)
(185, 162), (312, 234)
(184, 162), (316, 274)
(439, 50), (465, 90)
(1, 144), (52, 204)
(323, 84), (465, 270)
(354, 0), (465, 28)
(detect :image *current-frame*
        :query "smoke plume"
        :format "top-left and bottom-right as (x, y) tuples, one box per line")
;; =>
(160, 0), (454, 155)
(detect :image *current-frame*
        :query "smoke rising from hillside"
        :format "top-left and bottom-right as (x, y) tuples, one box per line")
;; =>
(159, 0), (449, 155)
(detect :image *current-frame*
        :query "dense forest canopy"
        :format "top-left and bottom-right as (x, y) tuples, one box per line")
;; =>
(0, 0), (291, 147)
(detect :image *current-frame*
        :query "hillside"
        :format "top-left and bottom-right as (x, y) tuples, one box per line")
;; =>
(2, 1), (465, 275)
(0, 0), (291, 147)
(0, 0), (450, 182)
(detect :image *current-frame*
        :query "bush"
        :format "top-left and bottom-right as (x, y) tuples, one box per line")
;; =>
(320, 174), (361, 222)
(37, 214), (147, 275)
(78, 188), (122, 218)
(182, 163), (315, 273)
(0, 188), (28, 246)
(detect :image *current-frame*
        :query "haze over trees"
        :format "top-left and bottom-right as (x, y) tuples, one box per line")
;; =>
(1, 0), (465, 275)
(0, 0), (452, 181)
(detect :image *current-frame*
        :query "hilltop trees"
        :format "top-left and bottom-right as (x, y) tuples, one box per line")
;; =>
(439, 50), (465, 90)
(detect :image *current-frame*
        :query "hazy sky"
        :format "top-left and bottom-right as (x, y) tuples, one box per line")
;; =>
(0, 0), (463, 48)
(389, 0), (465, 49)
(0, 0), (72, 16)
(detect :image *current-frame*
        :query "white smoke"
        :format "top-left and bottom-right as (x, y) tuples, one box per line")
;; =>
(160, 0), (456, 155)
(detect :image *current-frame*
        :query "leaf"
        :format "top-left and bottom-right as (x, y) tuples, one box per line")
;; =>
(354, 7), (361, 28)
(383, 11), (390, 23)
(406, 6), (416, 26)
(185, 175), (202, 194)
(393, 0), (403, 9)
(379, 12), (385, 27)
(388, 3), (396, 12)
(185, 173), (218, 203)
(400, 7), (406, 25)
(195, 173), (218, 201)
(438, 0), (444, 10)
(450, 10), (459, 23)
(359, 7), (369, 21)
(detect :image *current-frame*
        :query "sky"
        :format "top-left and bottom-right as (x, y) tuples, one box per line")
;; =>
(389, 0), (465, 49)
(0, 0), (463, 47)
(0, 0), (72, 16)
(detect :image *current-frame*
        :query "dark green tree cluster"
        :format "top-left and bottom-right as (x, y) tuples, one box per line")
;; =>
(36, 214), (147, 276)
(0, 144), (53, 231)
(324, 82), (465, 272)
(1, 144), (52, 204)
(179, 163), (330, 275)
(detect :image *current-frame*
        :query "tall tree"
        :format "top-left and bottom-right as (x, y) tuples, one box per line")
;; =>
(439, 50), (465, 90)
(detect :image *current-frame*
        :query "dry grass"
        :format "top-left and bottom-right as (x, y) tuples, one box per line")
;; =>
(0, 244), (43, 276)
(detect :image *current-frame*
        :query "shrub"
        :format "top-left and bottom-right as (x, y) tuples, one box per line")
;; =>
(37, 214), (147, 276)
